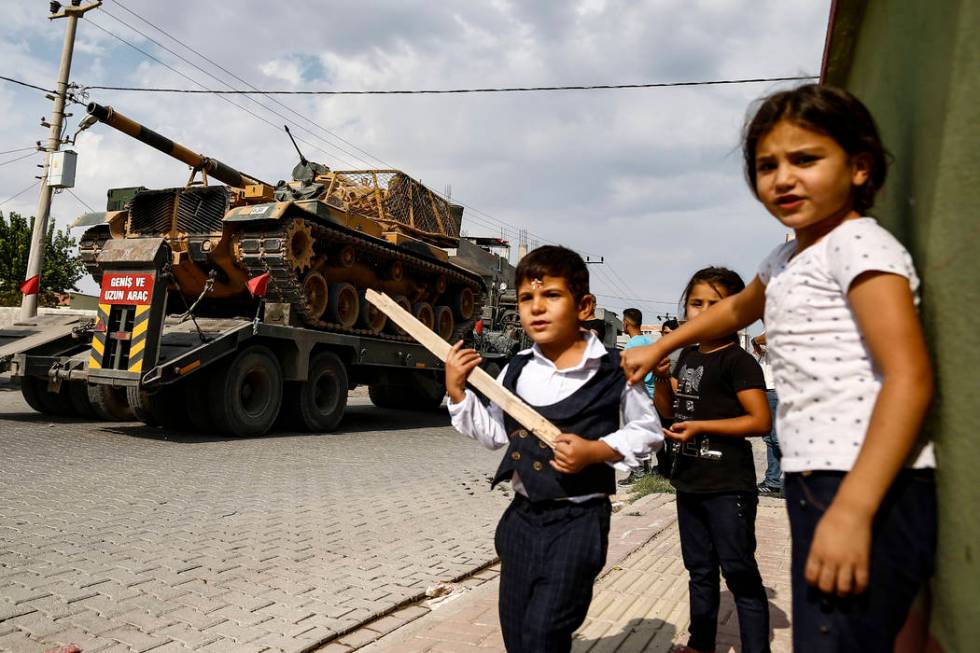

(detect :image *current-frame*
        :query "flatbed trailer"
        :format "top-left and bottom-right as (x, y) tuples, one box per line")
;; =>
(1, 237), (500, 437)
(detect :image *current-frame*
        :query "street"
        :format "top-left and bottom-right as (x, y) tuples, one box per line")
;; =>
(0, 385), (511, 653)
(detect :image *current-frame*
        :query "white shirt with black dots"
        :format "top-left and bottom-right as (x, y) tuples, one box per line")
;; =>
(757, 217), (935, 473)
(447, 332), (663, 499)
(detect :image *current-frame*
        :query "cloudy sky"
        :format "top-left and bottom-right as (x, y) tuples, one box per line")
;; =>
(0, 0), (830, 320)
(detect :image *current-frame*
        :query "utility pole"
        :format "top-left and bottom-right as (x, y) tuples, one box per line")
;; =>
(19, 0), (101, 321)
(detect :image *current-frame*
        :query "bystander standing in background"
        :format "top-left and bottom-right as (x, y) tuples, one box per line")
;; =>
(619, 308), (654, 485)
(753, 332), (783, 497)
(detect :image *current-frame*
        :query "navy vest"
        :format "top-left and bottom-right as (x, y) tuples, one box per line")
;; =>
(492, 348), (625, 501)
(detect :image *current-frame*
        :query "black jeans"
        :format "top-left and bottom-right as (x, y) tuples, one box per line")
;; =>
(785, 470), (936, 652)
(676, 491), (771, 653)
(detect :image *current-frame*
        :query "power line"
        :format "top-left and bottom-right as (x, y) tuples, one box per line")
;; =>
(64, 188), (96, 212)
(0, 180), (41, 208)
(81, 75), (819, 96)
(593, 292), (677, 306)
(0, 146), (40, 156)
(98, 6), (371, 168)
(0, 74), (53, 94)
(108, 0), (391, 170)
(84, 18), (363, 169)
(0, 151), (40, 168)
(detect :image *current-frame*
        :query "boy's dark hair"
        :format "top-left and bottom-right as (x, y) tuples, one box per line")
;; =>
(742, 83), (888, 213)
(623, 308), (643, 326)
(662, 318), (679, 331)
(680, 266), (745, 318)
(514, 245), (590, 300)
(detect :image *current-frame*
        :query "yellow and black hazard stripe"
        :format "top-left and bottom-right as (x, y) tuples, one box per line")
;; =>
(88, 303), (110, 370)
(128, 304), (151, 373)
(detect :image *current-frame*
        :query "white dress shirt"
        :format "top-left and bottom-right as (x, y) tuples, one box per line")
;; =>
(447, 332), (663, 498)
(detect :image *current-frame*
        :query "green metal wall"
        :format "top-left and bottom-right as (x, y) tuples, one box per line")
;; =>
(824, 1), (979, 649)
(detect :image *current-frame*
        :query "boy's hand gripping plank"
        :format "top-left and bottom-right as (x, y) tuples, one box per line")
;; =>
(366, 289), (559, 449)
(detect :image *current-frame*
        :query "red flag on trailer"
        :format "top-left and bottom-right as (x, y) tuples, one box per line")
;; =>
(246, 272), (271, 298)
(19, 275), (40, 295)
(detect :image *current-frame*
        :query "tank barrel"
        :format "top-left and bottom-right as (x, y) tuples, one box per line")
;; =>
(86, 102), (267, 188)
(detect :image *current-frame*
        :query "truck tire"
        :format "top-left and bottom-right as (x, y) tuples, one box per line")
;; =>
(88, 384), (134, 421)
(367, 382), (398, 409)
(21, 377), (75, 417)
(68, 381), (98, 419)
(19, 376), (49, 414)
(184, 370), (215, 433)
(127, 386), (160, 426)
(282, 352), (348, 432)
(368, 372), (445, 412)
(208, 345), (282, 437)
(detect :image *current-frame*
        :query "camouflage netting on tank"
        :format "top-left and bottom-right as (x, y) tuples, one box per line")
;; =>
(326, 170), (461, 246)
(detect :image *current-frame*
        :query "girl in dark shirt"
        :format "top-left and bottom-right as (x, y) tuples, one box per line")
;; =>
(653, 267), (773, 653)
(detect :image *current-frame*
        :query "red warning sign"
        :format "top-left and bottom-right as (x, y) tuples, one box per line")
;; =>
(99, 273), (154, 305)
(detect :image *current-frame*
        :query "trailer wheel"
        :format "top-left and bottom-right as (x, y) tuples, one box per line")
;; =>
(209, 345), (282, 437)
(68, 381), (98, 419)
(283, 352), (348, 432)
(127, 386), (160, 426)
(368, 382), (397, 409)
(21, 377), (75, 416)
(368, 373), (445, 412)
(19, 376), (49, 414)
(184, 370), (215, 433)
(88, 384), (134, 421)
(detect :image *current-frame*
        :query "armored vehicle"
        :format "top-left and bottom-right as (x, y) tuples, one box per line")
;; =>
(77, 103), (481, 344)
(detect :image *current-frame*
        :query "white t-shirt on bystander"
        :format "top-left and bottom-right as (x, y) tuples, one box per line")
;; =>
(757, 217), (935, 474)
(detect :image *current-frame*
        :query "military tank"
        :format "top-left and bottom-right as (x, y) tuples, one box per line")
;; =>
(77, 102), (482, 343)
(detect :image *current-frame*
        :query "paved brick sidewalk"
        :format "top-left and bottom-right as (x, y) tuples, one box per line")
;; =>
(359, 494), (791, 653)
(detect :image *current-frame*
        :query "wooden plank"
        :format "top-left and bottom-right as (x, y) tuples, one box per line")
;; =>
(366, 289), (560, 449)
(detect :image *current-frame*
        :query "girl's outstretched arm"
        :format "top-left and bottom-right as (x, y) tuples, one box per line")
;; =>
(805, 271), (934, 597)
(621, 277), (767, 384)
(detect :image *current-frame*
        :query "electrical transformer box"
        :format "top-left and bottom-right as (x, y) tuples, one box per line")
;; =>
(47, 150), (77, 188)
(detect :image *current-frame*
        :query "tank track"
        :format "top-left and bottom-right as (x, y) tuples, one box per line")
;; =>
(78, 225), (111, 284)
(237, 218), (483, 343)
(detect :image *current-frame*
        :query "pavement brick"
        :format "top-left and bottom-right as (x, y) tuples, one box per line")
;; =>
(102, 624), (173, 652)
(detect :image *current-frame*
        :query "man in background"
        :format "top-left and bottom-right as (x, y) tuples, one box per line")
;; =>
(752, 332), (783, 497)
(618, 308), (654, 486)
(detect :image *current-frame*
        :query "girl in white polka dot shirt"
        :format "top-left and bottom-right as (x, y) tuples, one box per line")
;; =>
(622, 85), (935, 652)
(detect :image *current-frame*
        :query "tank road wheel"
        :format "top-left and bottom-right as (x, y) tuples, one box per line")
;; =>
(434, 306), (454, 341)
(88, 384), (134, 420)
(282, 352), (349, 432)
(454, 287), (476, 321)
(357, 293), (387, 333)
(434, 275), (447, 294)
(413, 302), (435, 331)
(384, 295), (412, 335)
(328, 282), (360, 329)
(303, 272), (329, 321)
(386, 260), (404, 281)
(208, 346), (282, 437)
(338, 245), (356, 268)
(68, 381), (98, 419)
(285, 219), (314, 273)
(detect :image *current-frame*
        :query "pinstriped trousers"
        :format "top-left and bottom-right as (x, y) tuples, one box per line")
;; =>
(494, 494), (611, 653)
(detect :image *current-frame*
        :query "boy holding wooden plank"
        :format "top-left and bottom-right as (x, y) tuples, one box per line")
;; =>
(445, 245), (663, 652)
